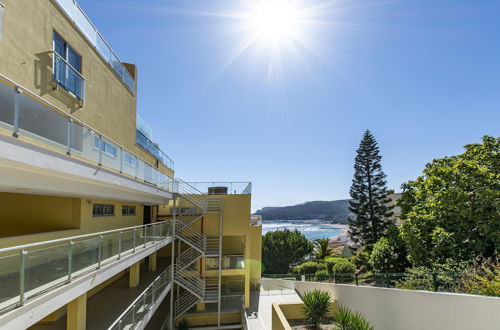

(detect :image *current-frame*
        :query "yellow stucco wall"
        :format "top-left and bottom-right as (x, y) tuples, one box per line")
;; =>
(180, 312), (241, 327)
(0, 194), (145, 249)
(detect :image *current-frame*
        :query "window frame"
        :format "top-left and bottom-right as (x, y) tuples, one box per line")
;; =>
(93, 136), (118, 158)
(93, 203), (115, 217)
(52, 30), (84, 99)
(122, 205), (136, 216)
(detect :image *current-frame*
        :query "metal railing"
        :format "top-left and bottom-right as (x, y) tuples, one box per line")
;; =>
(175, 290), (199, 318)
(205, 255), (245, 270)
(263, 272), (467, 293)
(186, 182), (252, 195)
(52, 0), (135, 92)
(0, 221), (172, 314)
(136, 130), (174, 170)
(0, 75), (174, 190)
(174, 180), (208, 210)
(108, 265), (172, 330)
(52, 51), (86, 100)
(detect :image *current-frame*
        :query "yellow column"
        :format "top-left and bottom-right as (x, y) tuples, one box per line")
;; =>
(129, 261), (140, 288)
(148, 252), (157, 272)
(67, 293), (86, 330)
(244, 234), (251, 308)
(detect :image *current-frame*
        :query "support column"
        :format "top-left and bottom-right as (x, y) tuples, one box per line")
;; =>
(129, 261), (140, 288)
(148, 251), (157, 272)
(67, 293), (86, 330)
(244, 234), (251, 309)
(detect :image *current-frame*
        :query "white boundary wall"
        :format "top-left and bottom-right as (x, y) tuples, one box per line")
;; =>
(267, 279), (500, 330)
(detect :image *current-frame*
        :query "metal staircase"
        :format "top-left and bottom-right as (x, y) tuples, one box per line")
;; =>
(172, 180), (222, 320)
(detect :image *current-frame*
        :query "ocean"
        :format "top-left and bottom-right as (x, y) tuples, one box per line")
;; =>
(262, 220), (343, 240)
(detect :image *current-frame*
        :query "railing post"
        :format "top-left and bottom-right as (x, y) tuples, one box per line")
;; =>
(13, 87), (20, 138)
(432, 272), (438, 292)
(119, 147), (123, 173)
(118, 231), (123, 260)
(144, 226), (147, 247)
(355, 273), (359, 286)
(68, 241), (74, 283)
(98, 135), (103, 166)
(133, 228), (137, 253)
(66, 117), (72, 155)
(97, 235), (103, 269)
(19, 249), (27, 306)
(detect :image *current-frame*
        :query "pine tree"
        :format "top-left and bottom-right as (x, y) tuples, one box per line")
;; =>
(348, 130), (394, 249)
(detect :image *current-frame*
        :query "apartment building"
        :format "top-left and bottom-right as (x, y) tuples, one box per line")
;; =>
(0, 0), (261, 329)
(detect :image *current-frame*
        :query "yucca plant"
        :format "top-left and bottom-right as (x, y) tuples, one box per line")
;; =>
(334, 306), (374, 330)
(176, 318), (192, 330)
(302, 289), (332, 329)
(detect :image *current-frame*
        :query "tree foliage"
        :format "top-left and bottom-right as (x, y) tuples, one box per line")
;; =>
(293, 261), (326, 274)
(262, 229), (313, 274)
(348, 130), (394, 249)
(369, 225), (410, 273)
(399, 136), (500, 267)
(313, 238), (333, 259)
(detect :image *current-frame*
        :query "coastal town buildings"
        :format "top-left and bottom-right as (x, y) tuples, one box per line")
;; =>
(0, 0), (261, 329)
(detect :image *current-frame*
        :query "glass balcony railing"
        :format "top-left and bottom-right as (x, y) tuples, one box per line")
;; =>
(186, 182), (252, 195)
(0, 222), (172, 314)
(52, 0), (135, 92)
(205, 255), (245, 270)
(108, 265), (172, 330)
(0, 75), (174, 191)
(52, 51), (86, 100)
(136, 130), (174, 170)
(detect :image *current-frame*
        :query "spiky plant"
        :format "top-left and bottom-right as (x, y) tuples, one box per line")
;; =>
(176, 318), (192, 330)
(334, 306), (374, 330)
(313, 238), (333, 260)
(302, 289), (332, 329)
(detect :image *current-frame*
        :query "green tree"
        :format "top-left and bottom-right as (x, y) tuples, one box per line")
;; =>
(399, 136), (500, 267)
(262, 229), (313, 274)
(313, 238), (333, 259)
(369, 225), (410, 273)
(348, 130), (394, 249)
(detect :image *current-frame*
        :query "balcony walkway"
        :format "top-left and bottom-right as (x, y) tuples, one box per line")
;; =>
(29, 257), (171, 330)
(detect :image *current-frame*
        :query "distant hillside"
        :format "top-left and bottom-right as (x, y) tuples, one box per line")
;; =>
(254, 194), (401, 224)
(254, 199), (353, 224)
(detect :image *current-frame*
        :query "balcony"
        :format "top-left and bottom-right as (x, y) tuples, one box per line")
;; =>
(0, 222), (172, 328)
(0, 75), (173, 196)
(52, 0), (135, 92)
(136, 130), (174, 170)
(52, 51), (86, 101)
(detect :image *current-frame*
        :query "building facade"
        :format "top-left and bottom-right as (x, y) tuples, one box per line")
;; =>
(0, 0), (261, 328)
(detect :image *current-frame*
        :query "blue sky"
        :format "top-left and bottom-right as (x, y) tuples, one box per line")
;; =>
(80, 0), (499, 211)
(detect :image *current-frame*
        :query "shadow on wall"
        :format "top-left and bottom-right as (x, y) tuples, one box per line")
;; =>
(34, 51), (80, 114)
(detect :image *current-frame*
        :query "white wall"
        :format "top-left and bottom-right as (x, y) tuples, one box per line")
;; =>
(274, 280), (500, 330)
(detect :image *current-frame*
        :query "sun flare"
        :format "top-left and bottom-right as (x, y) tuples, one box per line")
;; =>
(249, 1), (302, 43)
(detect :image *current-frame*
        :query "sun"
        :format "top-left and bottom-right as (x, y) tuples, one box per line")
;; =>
(242, 0), (305, 46)
(250, 1), (301, 42)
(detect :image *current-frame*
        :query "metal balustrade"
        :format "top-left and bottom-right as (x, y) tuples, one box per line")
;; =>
(52, 51), (86, 101)
(186, 182), (252, 195)
(0, 221), (172, 314)
(0, 75), (175, 189)
(108, 265), (172, 330)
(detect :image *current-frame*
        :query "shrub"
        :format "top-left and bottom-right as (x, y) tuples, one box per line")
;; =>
(332, 259), (357, 274)
(325, 257), (345, 273)
(176, 318), (191, 330)
(334, 306), (374, 330)
(315, 269), (328, 276)
(459, 259), (500, 297)
(302, 290), (333, 329)
(351, 247), (371, 272)
(293, 261), (326, 274)
(263, 229), (314, 274)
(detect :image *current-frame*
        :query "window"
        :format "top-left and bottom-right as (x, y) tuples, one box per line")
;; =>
(122, 205), (136, 216)
(53, 31), (84, 99)
(0, 3), (4, 40)
(93, 203), (115, 217)
(124, 153), (137, 168)
(93, 136), (117, 158)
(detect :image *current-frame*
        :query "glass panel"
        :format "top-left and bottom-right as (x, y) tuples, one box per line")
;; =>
(136, 159), (145, 181)
(101, 233), (120, 264)
(122, 151), (137, 177)
(25, 244), (69, 299)
(74, 127), (100, 163)
(101, 137), (121, 171)
(71, 238), (99, 276)
(0, 254), (20, 310)
(18, 93), (68, 151)
(96, 34), (111, 61)
(121, 230), (135, 257)
(0, 82), (15, 131)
